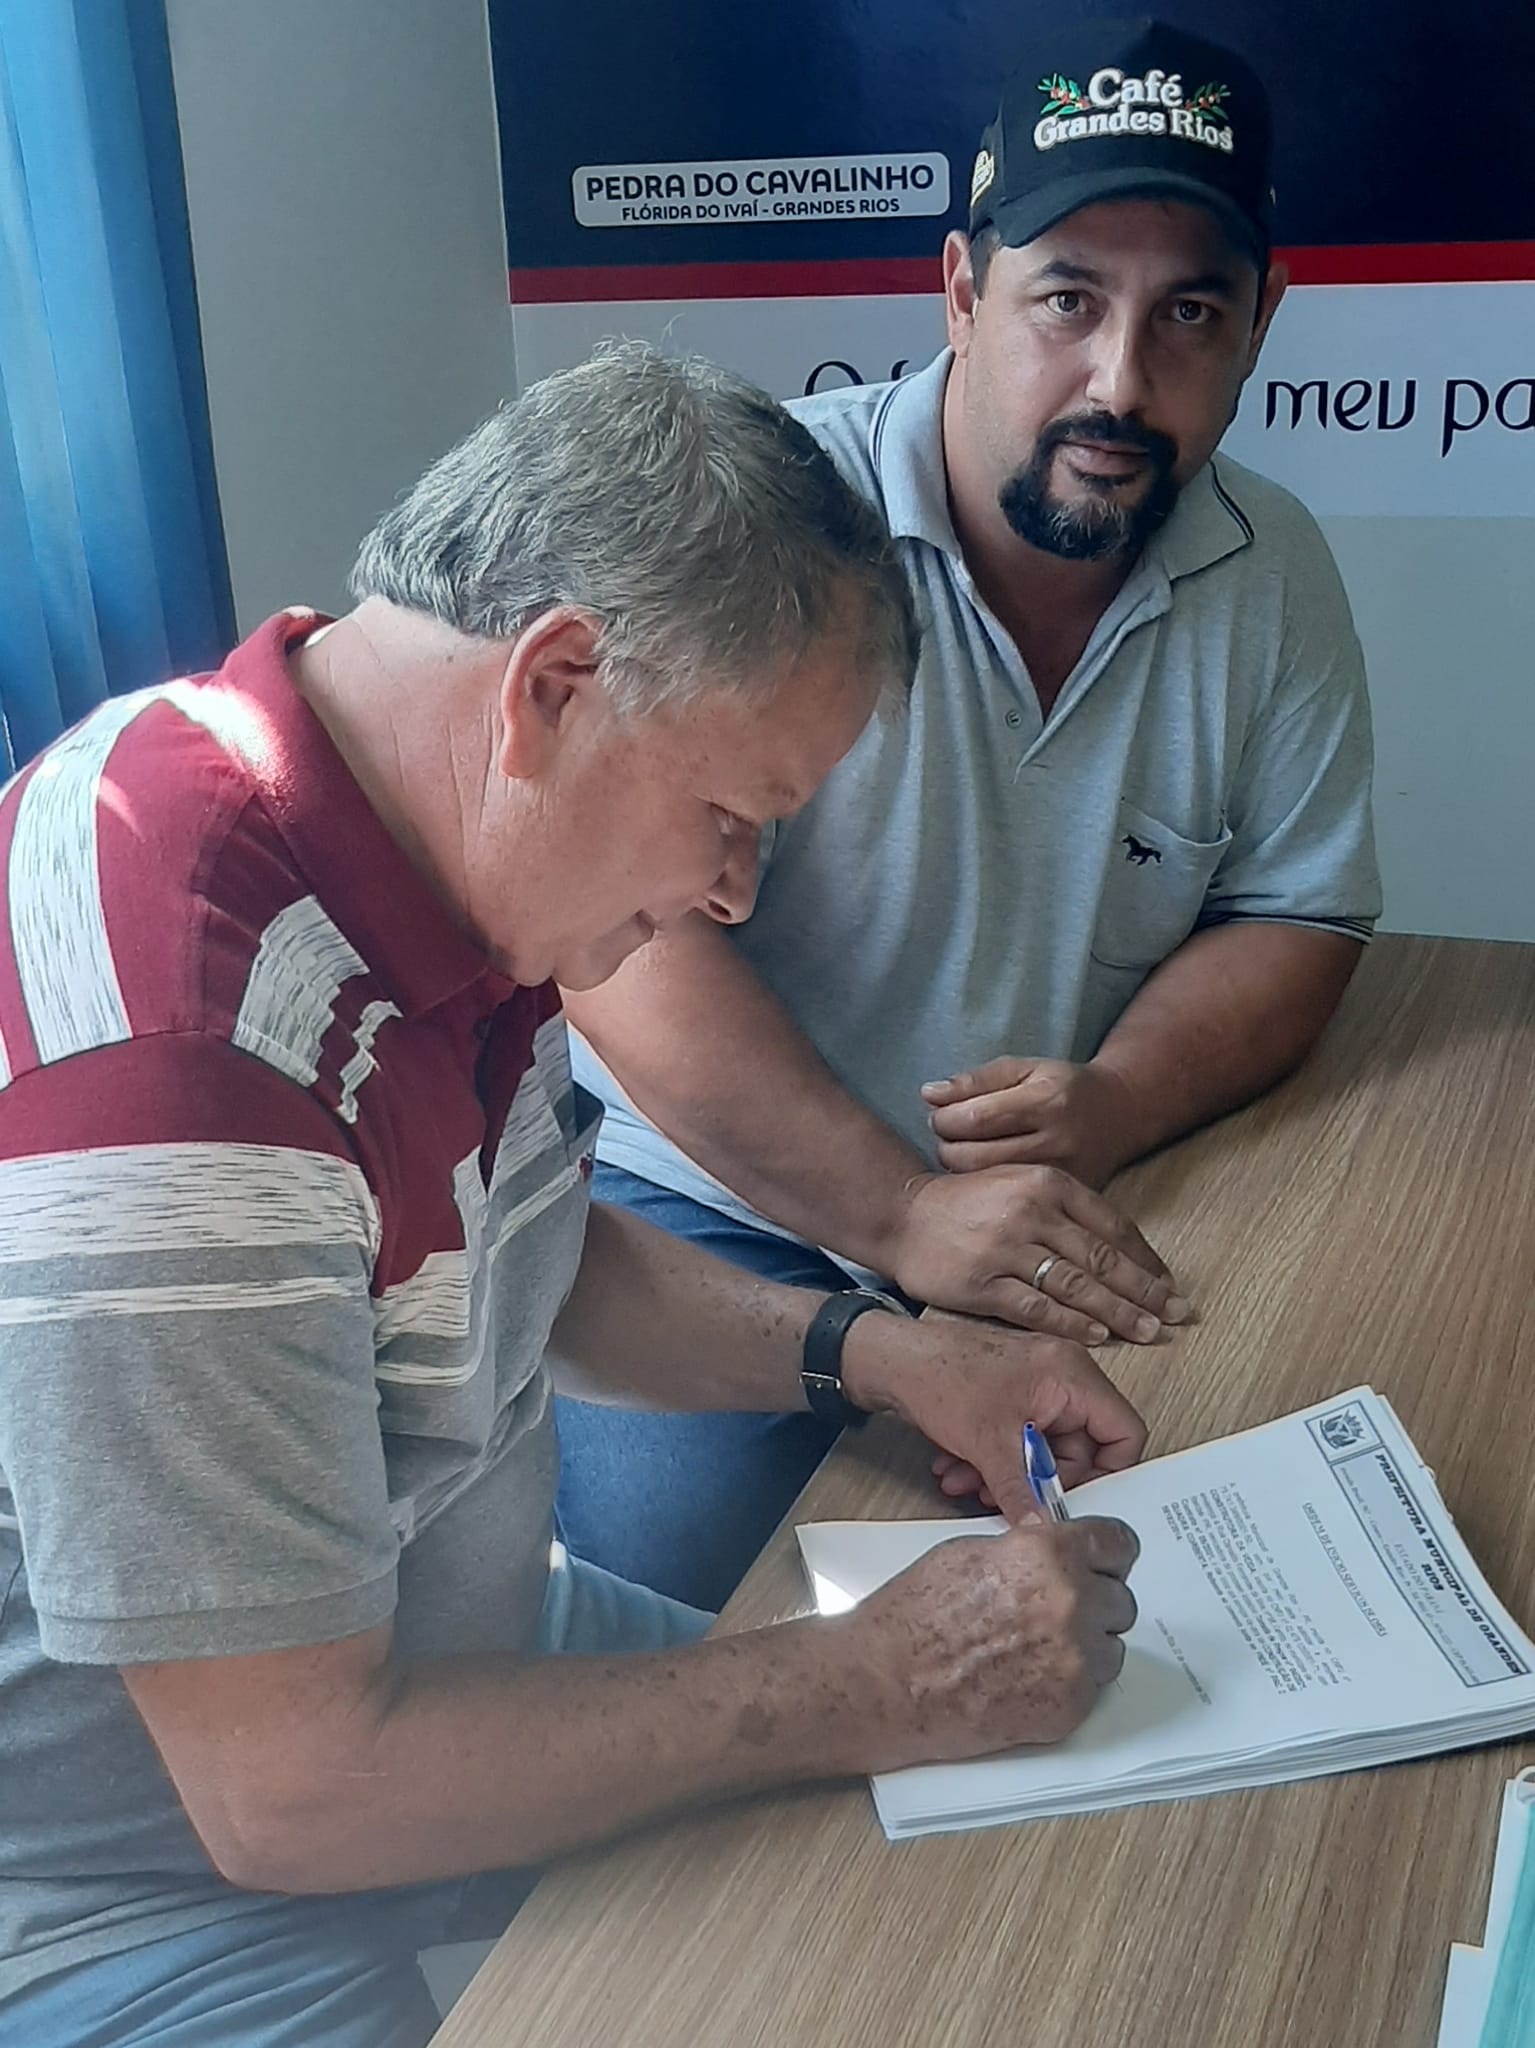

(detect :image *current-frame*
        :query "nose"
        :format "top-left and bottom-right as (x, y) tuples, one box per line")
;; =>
(701, 822), (760, 926)
(1082, 309), (1153, 421)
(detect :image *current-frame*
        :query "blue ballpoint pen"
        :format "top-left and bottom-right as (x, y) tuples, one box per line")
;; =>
(1022, 1422), (1071, 1523)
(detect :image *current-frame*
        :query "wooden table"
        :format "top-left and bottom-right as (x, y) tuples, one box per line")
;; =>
(436, 935), (1535, 2048)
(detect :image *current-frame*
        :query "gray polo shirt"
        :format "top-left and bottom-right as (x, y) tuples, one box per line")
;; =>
(574, 349), (1380, 1241)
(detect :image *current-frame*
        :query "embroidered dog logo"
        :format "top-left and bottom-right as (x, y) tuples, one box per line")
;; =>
(1122, 833), (1163, 866)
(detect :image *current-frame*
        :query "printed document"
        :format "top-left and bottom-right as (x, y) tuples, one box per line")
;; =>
(797, 1389), (1535, 1839)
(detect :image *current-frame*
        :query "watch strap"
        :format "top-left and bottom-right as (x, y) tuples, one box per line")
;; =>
(801, 1288), (906, 1429)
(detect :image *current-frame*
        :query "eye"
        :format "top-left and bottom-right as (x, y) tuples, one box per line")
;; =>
(1170, 299), (1216, 326)
(1047, 290), (1085, 317)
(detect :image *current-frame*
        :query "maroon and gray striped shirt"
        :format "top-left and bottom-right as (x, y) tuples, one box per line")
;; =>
(0, 610), (596, 1988)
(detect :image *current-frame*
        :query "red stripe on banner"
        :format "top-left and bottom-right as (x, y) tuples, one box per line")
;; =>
(510, 242), (1535, 304)
(1280, 242), (1535, 284)
(510, 257), (941, 302)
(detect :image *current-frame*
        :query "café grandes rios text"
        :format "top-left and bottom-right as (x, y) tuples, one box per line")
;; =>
(1035, 67), (1236, 155)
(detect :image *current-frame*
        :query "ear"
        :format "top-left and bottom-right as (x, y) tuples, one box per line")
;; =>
(495, 606), (604, 783)
(942, 231), (981, 359)
(1243, 259), (1288, 379)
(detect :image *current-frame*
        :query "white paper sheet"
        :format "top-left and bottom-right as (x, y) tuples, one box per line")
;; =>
(797, 1390), (1535, 1838)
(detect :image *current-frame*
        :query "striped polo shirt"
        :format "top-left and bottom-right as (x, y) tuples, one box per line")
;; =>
(0, 611), (596, 1988)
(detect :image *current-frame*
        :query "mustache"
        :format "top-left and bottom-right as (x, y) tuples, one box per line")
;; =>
(1036, 412), (1178, 468)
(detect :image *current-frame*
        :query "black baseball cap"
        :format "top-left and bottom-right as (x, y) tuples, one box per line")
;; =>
(968, 18), (1274, 267)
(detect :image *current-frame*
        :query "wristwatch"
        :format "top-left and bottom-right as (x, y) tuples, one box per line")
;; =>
(800, 1287), (910, 1430)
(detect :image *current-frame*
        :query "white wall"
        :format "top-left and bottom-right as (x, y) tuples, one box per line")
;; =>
(166, 0), (516, 629)
(1327, 517), (1535, 942)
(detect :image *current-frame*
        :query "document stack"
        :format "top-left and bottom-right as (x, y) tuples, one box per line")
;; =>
(798, 1390), (1535, 1841)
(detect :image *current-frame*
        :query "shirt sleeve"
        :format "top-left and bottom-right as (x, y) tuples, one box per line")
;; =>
(0, 1032), (399, 1666)
(1199, 519), (1382, 940)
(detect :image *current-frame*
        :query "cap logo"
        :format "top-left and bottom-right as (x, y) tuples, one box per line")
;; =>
(970, 147), (995, 206)
(1034, 67), (1234, 156)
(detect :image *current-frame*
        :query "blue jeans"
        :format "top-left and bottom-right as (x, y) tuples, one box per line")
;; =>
(555, 1164), (860, 1612)
(1, 1553), (708, 2048)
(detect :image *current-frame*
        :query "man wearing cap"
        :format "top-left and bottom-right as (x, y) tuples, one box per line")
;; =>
(558, 20), (1381, 1610)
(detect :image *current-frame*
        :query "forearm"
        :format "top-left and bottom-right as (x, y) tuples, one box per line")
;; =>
(565, 917), (930, 1273)
(551, 1199), (821, 1407)
(127, 1310), (1150, 1892)
(1091, 921), (1363, 1165)
(551, 1201), (937, 1411)
(171, 1616), (872, 1895)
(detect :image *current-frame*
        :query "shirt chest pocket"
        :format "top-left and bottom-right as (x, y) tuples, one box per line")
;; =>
(1090, 801), (1233, 971)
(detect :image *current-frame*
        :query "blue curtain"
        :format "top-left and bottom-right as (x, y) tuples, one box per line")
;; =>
(0, 0), (233, 777)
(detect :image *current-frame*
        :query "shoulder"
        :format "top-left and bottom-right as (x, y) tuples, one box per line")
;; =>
(1200, 461), (1366, 711)
(0, 684), (312, 1075)
(784, 377), (899, 503)
(1208, 454), (1349, 594)
(785, 374), (893, 445)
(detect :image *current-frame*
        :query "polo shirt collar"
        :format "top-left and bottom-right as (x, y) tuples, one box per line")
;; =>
(215, 610), (518, 1019)
(874, 350), (964, 557)
(1148, 457), (1255, 583)
(874, 348), (1254, 586)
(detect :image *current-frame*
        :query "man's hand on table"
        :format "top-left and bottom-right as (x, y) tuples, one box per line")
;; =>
(886, 1152), (1191, 1349)
(841, 1309), (1147, 1523)
(922, 1054), (1141, 1190)
(835, 1517), (1139, 1769)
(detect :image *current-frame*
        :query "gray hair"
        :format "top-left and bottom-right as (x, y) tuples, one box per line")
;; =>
(351, 339), (918, 715)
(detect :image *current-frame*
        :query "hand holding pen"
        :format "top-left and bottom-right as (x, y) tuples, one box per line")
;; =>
(1023, 1421), (1071, 1522)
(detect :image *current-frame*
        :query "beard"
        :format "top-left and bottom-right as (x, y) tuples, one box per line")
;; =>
(998, 412), (1180, 562)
